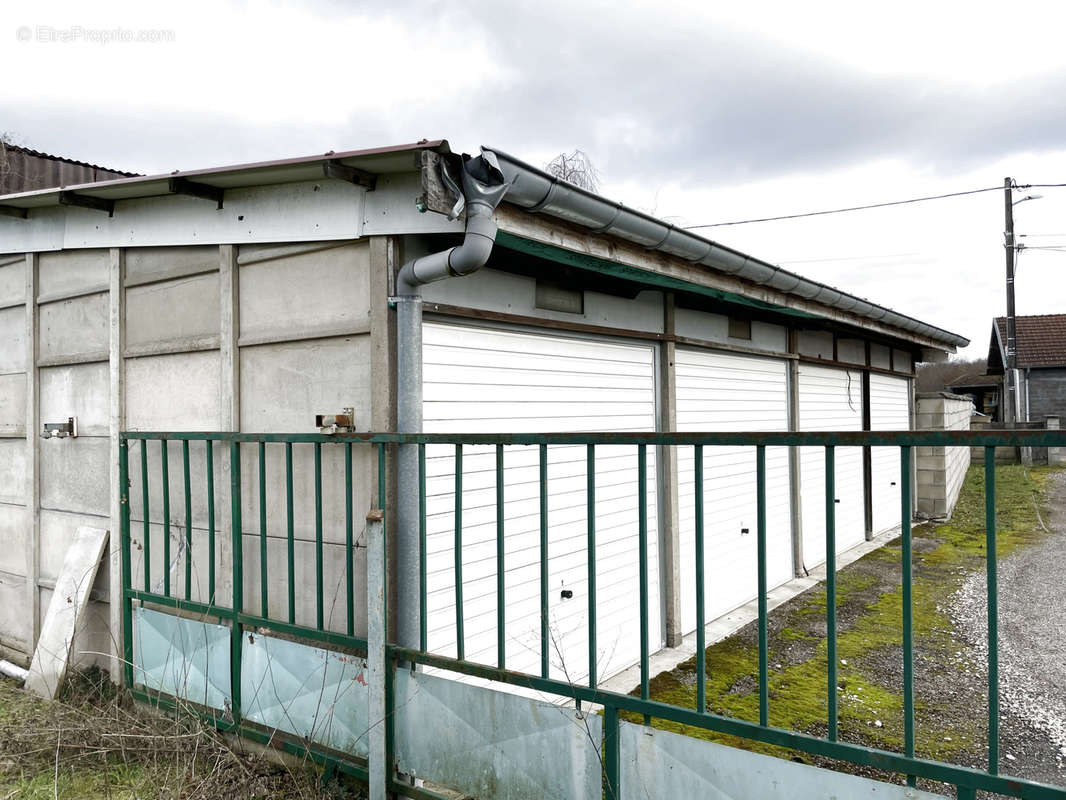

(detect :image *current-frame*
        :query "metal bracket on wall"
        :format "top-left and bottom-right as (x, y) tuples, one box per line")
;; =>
(315, 408), (356, 434)
(0, 205), (27, 219)
(41, 417), (77, 439)
(322, 160), (377, 191)
(58, 191), (114, 216)
(168, 177), (224, 209)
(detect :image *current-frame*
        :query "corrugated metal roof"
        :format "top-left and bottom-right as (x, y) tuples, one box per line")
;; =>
(0, 140), (448, 208)
(994, 314), (1066, 367)
(3, 144), (138, 177)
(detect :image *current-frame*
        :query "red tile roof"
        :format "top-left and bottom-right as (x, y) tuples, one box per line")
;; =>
(994, 314), (1066, 367)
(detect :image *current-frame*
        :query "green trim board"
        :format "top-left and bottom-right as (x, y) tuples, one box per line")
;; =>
(495, 230), (819, 320)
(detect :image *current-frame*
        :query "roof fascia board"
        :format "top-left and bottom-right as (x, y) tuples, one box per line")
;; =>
(493, 205), (954, 352)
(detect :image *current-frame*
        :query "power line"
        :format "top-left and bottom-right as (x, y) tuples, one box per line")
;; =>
(684, 181), (1066, 230)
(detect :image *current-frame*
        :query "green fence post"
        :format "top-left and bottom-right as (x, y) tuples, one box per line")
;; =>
(345, 442), (354, 637)
(695, 444), (706, 714)
(419, 443), (427, 653)
(901, 445), (915, 786)
(540, 443), (549, 679)
(206, 439), (215, 605)
(496, 444), (505, 670)
(314, 442), (323, 631)
(587, 443), (597, 689)
(757, 444), (769, 728)
(985, 446), (998, 775)
(161, 440), (170, 597)
(183, 440), (193, 601)
(603, 704), (621, 800)
(285, 442), (295, 625)
(119, 439), (134, 689)
(258, 441), (268, 618)
(140, 440), (150, 593)
(229, 440), (243, 723)
(638, 444), (650, 724)
(825, 445), (837, 741)
(454, 443), (465, 661)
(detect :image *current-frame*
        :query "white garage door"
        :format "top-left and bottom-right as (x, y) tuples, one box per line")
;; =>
(869, 373), (911, 535)
(422, 320), (661, 684)
(799, 364), (865, 569)
(675, 348), (793, 633)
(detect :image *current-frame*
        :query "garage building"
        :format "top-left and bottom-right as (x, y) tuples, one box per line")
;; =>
(0, 141), (968, 685)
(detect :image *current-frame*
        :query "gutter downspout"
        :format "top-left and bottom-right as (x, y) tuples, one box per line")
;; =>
(394, 150), (509, 651)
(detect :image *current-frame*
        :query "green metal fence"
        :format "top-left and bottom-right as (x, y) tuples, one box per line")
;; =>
(119, 429), (1066, 800)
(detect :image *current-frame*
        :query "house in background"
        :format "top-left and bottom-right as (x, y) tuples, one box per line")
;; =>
(986, 313), (1066, 424)
(946, 372), (1000, 420)
(0, 142), (135, 195)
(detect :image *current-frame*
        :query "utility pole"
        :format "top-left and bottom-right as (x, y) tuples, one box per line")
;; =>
(1003, 177), (1017, 426)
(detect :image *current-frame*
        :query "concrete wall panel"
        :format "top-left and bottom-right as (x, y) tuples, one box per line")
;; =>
(0, 260), (25, 307)
(422, 266), (665, 335)
(0, 503), (26, 575)
(125, 246), (218, 286)
(38, 585), (111, 670)
(0, 575), (29, 654)
(797, 329), (834, 359)
(40, 436), (109, 517)
(0, 438), (26, 504)
(0, 306), (26, 373)
(126, 350), (221, 431)
(240, 336), (371, 431)
(0, 373), (26, 436)
(239, 241), (370, 343)
(38, 249), (109, 300)
(40, 362), (109, 436)
(870, 343), (891, 369)
(837, 337), (865, 364)
(675, 308), (786, 353)
(39, 509), (111, 586)
(126, 272), (220, 352)
(39, 292), (109, 363)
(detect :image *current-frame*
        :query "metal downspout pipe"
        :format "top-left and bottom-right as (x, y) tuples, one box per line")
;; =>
(394, 150), (509, 651)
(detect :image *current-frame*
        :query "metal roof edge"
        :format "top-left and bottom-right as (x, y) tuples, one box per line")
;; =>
(484, 145), (970, 351)
(0, 139), (448, 205)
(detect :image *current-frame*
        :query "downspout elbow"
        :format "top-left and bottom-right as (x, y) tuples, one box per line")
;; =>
(396, 150), (509, 294)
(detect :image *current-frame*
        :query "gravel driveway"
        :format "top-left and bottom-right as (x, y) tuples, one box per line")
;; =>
(952, 470), (1066, 786)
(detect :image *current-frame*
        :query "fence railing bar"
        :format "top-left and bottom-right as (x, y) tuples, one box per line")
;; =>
(638, 443), (650, 724)
(345, 442), (354, 638)
(161, 439), (170, 598)
(258, 441), (268, 619)
(419, 443), (428, 653)
(604, 703), (620, 800)
(183, 440), (192, 602)
(695, 444), (706, 714)
(285, 442), (295, 625)
(206, 440), (215, 604)
(985, 446), (999, 775)
(140, 439), (150, 593)
(757, 444), (769, 728)
(496, 444), (505, 670)
(454, 443), (465, 662)
(540, 443), (549, 679)
(314, 442), (323, 632)
(119, 440), (134, 689)
(229, 441), (243, 724)
(587, 443), (597, 689)
(901, 445), (915, 784)
(825, 445), (838, 741)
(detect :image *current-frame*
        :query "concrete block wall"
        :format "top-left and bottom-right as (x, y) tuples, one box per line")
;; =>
(916, 393), (973, 518)
(0, 239), (390, 677)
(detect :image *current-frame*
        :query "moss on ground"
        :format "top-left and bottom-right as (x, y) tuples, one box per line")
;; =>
(628, 464), (1059, 776)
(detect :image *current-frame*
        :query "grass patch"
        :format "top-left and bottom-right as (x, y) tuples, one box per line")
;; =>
(0, 668), (364, 799)
(631, 464), (1059, 774)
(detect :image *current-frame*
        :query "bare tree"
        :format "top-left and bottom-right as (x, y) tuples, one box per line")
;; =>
(916, 357), (988, 393)
(545, 149), (601, 193)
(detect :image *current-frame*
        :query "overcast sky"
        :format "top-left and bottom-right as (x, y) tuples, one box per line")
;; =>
(4, 0), (1066, 358)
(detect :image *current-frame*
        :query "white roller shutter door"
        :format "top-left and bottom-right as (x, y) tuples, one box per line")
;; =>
(798, 364), (865, 568)
(422, 320), (661, 684)
(869, 373), (911, 535)
(675, 348), (793, 633)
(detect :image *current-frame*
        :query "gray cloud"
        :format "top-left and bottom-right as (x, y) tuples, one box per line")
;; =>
(5, 1), (1066, 188)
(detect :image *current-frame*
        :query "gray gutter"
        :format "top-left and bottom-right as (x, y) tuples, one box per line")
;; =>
(485, 147), (969, 350)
